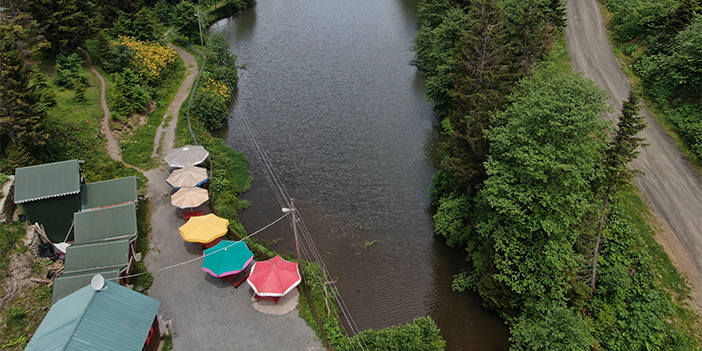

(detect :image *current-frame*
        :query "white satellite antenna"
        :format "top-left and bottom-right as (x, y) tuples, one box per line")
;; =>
(91, 274), (105, 291)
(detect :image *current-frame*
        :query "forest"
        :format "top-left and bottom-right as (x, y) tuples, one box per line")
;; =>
(0, 0), (251, 172)
(414, 0), (701, 349)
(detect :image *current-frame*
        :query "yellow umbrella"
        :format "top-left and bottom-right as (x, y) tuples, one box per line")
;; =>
(179, 214), (229, 243)
(171, 187), (209, 209)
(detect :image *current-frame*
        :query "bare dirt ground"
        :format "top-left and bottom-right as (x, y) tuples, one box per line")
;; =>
(566, 0), (702, 311)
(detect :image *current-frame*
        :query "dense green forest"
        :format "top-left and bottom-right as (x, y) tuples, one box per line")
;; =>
(604, 0), (701, 158)
(0, 0), (251, 172)
(414, 0), (701, 349)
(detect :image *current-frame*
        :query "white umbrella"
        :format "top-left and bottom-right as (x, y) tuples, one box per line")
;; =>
(166, 166), (208, 189)
(165, 145), (209, 168)
(171, 187), (209, 209)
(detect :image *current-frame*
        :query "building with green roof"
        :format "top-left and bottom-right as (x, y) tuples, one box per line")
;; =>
(27, 280), (161, 351)
(73, 203), (137, 244)
(14, 160), (82, 242)
(64, 238), (133, 273)
(80, 176), (137, 210)
(14, 161), (139, 243)
(51, 267), (123, 305)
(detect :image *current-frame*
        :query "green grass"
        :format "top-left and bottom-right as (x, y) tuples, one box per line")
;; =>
(213, 138), (252, 193)
(121, 56), (186, 169)
(0, 172), (10, 185)
(0, 222), (25, 279)
(161, 331), (173, 351)
(619, 188), (693, 300)
(45, 60), (104, 137)
(547, 29), (573, 74)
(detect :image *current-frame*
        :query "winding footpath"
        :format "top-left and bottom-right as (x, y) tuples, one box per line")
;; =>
(78, 47), (122, 162)
(84, 44), (321, 350)
(566, 0), (702, 309)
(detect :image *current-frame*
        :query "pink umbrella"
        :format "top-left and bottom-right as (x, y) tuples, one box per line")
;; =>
(246, 256), (301, 297)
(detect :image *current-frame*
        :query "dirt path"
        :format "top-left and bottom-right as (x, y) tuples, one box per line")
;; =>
(566, 0), (702, 310)
(78, 47), (123, 162)
(151, 45), (199, 160)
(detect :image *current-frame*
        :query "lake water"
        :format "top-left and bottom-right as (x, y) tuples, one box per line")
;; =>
(212, 0), (510, 349)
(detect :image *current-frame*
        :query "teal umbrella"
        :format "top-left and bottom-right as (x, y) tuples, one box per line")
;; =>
(201, 240), (254, 277)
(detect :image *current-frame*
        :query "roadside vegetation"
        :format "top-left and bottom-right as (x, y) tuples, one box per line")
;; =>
(414, 0), (701, 349)
(599, 0), (702, 167)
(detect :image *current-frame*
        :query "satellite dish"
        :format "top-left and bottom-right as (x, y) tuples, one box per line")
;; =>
(91, 274), (105, 291)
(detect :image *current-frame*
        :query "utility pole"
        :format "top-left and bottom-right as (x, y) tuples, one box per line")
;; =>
(291, 198), (301, 261)
(196, 3), (204, 46)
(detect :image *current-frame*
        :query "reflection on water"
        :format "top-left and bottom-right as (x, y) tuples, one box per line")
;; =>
(213, 0), (509, 349)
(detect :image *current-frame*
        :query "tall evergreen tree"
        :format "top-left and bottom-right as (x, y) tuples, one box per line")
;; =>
(590, 91), (646, 293)
(444, 0), (517, 194)
(173, 1), (201, 42)
(27, 0), (92, 52)
(0, 10), (49, 168)
(506, 0), (561, 75)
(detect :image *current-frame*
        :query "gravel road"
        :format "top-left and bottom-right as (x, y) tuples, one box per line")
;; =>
(566, 0), (702, 308)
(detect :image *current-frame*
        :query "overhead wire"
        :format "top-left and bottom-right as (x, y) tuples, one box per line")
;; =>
(108, 211), (291, 282)
(199, 33), (367, 349)
(204, 40), (367, 350)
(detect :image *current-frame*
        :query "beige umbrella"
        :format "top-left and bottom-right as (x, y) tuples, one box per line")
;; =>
(166, 166), (208, 189)
(165, 145), (209, 168)
(171, 187), (209, 209)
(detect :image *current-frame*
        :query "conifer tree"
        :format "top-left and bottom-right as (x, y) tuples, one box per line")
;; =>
(590, 90), (646, 293)
(0, 11), (49, 168)
(27, 0), (91, 52)
(74, 81), (87, 103)
(444, 0), (517, 194)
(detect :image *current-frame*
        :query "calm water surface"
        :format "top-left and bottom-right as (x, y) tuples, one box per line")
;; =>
(212, 0), (510, 349)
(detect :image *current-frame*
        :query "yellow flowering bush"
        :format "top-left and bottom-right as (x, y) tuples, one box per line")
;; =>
(202, 77), (231, 101)
(112, 36), (177, 85)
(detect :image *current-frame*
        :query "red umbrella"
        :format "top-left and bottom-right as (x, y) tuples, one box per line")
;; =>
(246, 256), (301, 297)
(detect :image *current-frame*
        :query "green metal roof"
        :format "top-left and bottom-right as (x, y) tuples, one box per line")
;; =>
(51, 267), (123, 305)
(80, 176), (138, 210)
(14, 160), (81, 204)
(64, 239), (131, 273)
(73, 203), (137, 244)
(27, 280), (160, 351)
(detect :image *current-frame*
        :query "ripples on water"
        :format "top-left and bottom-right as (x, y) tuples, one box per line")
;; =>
(211, 0), (510, 349)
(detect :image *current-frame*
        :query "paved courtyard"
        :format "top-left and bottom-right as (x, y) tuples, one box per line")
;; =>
(144, 166), (323, 350)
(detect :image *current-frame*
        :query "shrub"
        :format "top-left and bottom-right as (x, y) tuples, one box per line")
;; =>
(191, 89), (228, 131)
(110, 36), (177, 85)
(112, 69), (152, 118)
(54, 52), (88, 89)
